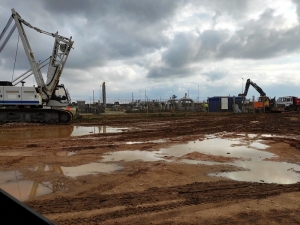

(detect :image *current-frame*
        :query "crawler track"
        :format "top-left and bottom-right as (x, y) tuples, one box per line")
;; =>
(0, 108), (72, 124)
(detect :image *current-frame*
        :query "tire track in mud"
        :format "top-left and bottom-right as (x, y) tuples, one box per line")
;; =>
(27, 181), (300, 224)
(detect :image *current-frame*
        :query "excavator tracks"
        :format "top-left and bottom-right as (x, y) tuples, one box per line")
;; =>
(0, 108), (73, 124)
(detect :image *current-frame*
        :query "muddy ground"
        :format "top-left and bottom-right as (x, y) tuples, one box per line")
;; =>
(0, 112), (300, 224)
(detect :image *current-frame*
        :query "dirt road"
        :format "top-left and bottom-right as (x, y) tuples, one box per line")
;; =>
(0, 113), (299, 224)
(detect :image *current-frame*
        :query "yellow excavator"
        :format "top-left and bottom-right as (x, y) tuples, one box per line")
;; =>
(238, 79), (278, 112)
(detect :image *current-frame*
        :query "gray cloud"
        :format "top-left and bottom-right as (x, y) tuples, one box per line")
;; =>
(1, 0), (180, 73)
(195, 30), (229, 60)
(203, 70), (227, 82)
(1, 0), (300, 102)
(217, 8), (300, 59)
(148, 7), (300, 80)
(147, 65), (194, 79)
(190, 0), (249, 18)
(292, 0), (300, 22)
(162, 33), (197, 68)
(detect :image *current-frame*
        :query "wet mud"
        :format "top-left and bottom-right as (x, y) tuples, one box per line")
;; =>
(0, 113), (299, 224)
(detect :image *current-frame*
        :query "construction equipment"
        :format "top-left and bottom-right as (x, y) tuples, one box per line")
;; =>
(276, 96), (300, 112)
(238, 79), (276, 112)
(0, 9), (74, 123)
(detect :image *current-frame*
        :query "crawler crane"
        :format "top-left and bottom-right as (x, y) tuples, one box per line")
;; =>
(0, 9), (74, 123)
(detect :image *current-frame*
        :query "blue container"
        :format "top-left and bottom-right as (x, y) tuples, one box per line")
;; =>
(207, 96), (244, 112)
(207, 97), (220, 112)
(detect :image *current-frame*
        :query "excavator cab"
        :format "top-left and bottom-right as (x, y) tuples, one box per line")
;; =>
(255, 96), (276, 112)
(254, 96), (268, 110)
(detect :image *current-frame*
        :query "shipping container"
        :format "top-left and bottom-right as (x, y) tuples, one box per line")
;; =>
(207, 96), (244, 112)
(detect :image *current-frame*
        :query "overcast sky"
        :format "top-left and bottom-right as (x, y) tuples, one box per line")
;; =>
(1, 0), (300, 103)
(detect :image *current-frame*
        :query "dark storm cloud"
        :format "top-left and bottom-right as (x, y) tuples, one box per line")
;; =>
(0, 0), (182, 72)
(2, 0), (300, 92)
(38, 0), (182, 69)
(41, 0), (180, 24)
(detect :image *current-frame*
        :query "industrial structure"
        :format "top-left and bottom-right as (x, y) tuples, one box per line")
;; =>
(0, 9), (74, 123)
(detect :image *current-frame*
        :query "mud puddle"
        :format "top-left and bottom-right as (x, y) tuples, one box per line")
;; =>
(102, 136), (300, 184)
(0, 171), (52, 201)
(102, 137), (274, 162)
(71, 126), (126, 136)
(125, 139), (166, 145)
(211, 161), (300, 184)
(0, 126), (126, 145)
(30, 162), (123, 178)
(61, 162), (123, 178)
(0, 162), (123, 200)
(102, 150), (168, 162)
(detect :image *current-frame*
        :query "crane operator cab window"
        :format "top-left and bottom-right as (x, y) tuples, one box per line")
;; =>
(53, 85), (69, 103)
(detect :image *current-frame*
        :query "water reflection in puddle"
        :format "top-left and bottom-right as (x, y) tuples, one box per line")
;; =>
(103, 138), (273, 162)
(61, 162), (123, 177)
(102, 136), (300, 184)
(236, 133), (298, 139)
(0, 171), (52, 201)
(159, 138), (272, 159)
(71, 126), (125, 136)
(211, 161), (300, 184)
(125, 139), (166, 145)
(0, 126), (126, 145)
(0, 162), (123, 200)
(30, 162), (123, 178)
(102, 150), (165, 162)
(54, 151), (76, 157)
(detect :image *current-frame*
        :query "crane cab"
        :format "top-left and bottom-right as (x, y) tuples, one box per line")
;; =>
(47, 84), (70, 107)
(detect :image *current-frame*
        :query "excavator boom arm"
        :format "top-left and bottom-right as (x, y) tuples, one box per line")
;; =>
(238, 79), (266, 97)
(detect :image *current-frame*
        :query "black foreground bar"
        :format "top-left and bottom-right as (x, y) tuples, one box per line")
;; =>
(0, 189), (56, 225)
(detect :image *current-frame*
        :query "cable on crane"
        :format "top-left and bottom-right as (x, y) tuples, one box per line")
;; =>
(12, 34), (20, 81)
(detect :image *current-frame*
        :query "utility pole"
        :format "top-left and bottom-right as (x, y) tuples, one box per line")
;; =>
(99, 84), (101, 102)
(242, 78), (244, 94)
(242, 78), (244, 113)
(198, 85), (199, 103)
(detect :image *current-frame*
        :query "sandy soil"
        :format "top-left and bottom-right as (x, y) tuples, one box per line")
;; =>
(0, 112), (300, 224)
